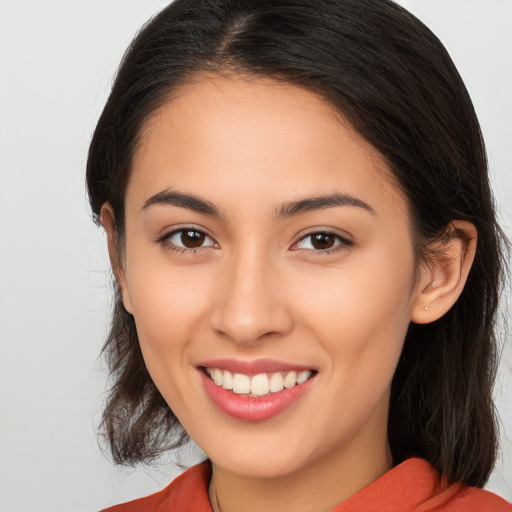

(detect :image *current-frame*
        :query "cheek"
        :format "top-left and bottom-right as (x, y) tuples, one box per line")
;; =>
(124, 227), (209, 323)
(294, 246), (415, 383)
(127, 272), (211, 349)
(124, 271), (210, 421)
(122, 241), (215, 390)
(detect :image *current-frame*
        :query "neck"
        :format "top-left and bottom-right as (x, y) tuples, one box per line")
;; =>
(208, 438), (392, 512)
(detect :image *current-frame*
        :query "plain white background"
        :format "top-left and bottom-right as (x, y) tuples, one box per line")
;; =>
(0, 1), (510, 510)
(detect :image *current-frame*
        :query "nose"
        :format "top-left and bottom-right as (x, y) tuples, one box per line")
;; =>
(208, 248), (293, 346)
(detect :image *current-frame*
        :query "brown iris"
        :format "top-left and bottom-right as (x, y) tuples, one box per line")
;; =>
(180, 230), (206, 248)
(310, 233), (336, 250)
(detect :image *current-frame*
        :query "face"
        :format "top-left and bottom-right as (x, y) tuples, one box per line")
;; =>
(116, 74), (426, 479)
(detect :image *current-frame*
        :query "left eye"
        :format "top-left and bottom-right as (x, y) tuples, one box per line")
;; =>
(294, 232), (350, 251)
(165, 229), (217, 250)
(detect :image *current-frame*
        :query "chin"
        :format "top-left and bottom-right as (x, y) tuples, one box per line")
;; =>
(211, 450), (307, 479)
(195, 426), (321, 479)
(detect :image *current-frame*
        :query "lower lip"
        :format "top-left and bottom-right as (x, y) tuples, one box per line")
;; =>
(200, 370), (316, 422)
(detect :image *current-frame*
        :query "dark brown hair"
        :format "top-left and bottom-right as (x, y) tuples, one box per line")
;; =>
(87, 0), (509, 486)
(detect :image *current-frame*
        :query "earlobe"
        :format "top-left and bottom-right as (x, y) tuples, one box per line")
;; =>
(99, 203), (133, 314)
(411, 221), (477, 324)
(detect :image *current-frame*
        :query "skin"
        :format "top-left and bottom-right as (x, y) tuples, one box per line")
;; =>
(102, 74), (477, 512)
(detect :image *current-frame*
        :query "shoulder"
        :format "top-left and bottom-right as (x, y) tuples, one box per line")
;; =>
(423, 484), (512, 512)
(100, 462), (212, 512)
(401, 460), (511, 512)
(334, 458), (511, 512)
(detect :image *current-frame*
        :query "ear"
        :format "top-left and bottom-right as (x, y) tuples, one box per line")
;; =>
(411, 220), (477, 324)
(100, 203), (133, 314)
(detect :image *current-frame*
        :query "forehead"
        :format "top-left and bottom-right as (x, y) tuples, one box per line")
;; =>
(139, 73), (350, 159)
(129, 73), (408, 221)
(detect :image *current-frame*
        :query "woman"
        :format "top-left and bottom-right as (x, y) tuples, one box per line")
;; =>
(87, 0), (511, 510)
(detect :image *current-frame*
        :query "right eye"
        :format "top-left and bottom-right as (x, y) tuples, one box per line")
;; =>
(291, 230), (353, 255)
(159, 228), (218, 253)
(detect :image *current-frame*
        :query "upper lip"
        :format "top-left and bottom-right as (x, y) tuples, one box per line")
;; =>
(198, 358), (315, 375)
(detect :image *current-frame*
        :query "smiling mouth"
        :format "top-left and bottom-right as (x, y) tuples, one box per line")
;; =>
(203, 367), (316, 397)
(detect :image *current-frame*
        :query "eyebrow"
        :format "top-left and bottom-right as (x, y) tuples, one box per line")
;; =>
(276, 192), (376, 219)
(142, 189), (375, 219)
(142, 190), (223, 218)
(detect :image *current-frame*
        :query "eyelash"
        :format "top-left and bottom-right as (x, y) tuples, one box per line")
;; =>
(157, 228), (218, 255)
(157, 228), (354, 256)
(293, 230), (354, 256)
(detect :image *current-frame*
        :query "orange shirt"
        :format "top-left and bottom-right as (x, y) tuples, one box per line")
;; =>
(102, 458), (511, 511)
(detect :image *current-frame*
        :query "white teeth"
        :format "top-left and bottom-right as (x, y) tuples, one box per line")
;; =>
(212, 368), (223, 386)
(221, 370), (233, 390)
(207, 367), (314, 396)
(296, 370), (312, 384)
(269, 373), (284, 393)
(250, 373), (270, 396)
(232, 373), (251, 394)
(283, 371), (297, 389)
